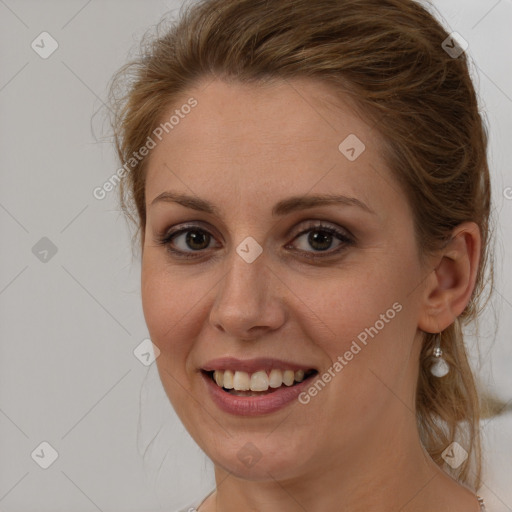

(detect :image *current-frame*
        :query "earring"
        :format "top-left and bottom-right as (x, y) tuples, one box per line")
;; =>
(430, 332), (450, 378)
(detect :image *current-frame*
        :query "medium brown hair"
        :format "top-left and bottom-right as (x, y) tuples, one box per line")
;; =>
(108, 0), (497, 491)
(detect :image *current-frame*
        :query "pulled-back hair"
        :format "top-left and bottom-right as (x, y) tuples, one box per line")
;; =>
(108, 0), (496, 491)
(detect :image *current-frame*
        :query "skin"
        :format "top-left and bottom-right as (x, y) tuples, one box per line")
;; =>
(140, 77), (482, 512)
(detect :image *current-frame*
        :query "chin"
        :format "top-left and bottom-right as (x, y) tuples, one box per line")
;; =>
(205, 434), (313, 481)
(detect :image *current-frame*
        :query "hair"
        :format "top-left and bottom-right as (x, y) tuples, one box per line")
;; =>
(108, 0), (498, 492)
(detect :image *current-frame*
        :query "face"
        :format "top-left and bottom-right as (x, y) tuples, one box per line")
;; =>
(141, 78), (429, 481)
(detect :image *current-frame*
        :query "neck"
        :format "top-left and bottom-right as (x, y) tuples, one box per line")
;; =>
(207, 404), (473, 512)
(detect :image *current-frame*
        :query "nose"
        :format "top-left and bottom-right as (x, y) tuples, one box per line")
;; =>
(208, 246), (286, 340)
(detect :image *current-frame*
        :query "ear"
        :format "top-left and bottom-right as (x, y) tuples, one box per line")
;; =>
(417, 222), (481, 333)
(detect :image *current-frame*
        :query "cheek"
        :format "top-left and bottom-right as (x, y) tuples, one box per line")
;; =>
(305, 260), (414, 371)
(141, 264), (168, 343)
(307, 266), (395, 328)
(141, 251), (221, 382)
(141, 254), (193, 358)
(141, 257), (203, 414)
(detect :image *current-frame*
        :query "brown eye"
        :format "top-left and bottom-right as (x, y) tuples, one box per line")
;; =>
(290, 223), (353, 257)
(163, 228), (216, 253)
(156, 221), (354, 261)
(296, 229), (338, 252)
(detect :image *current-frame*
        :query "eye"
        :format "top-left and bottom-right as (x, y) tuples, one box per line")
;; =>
(287, 221), (354, 258)
(157, 224), (218, 258)
(155, 221), (354, 260)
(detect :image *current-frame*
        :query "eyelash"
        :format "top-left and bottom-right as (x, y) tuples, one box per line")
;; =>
(155, 221), (354, 261)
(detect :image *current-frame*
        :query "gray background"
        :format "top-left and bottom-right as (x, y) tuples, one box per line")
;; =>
(0, 1), (511, 511)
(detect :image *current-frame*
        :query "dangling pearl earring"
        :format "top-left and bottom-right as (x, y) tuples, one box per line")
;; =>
(430, 332), (450, 378)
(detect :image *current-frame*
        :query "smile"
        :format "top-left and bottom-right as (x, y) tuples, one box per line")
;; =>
(205, 368), (317, 395)
(200, 367), (319, 416)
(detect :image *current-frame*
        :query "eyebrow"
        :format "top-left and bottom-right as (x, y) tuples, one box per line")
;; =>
(150, 191), (376, 217)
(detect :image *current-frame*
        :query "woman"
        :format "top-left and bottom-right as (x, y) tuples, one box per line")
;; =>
(108, 0), (495, 510)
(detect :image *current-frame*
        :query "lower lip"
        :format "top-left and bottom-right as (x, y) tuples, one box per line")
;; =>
(201, 371), (316, 416)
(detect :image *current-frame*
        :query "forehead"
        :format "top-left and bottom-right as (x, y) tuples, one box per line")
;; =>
(144, 78), (397, 218)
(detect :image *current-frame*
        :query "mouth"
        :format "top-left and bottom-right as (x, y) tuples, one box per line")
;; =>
(201, 368), (319, 396)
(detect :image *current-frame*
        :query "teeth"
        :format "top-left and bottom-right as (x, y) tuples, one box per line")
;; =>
(210, 368), (312, 392)
(233, 370), (250, 390)
(268, 369), (283, 388)
(250, 371), (269, 391)
(214, 370), (223, 387)
(294, 369), (305, 383)
(224, 370), (234, 389)
(282, 370), (295, 386)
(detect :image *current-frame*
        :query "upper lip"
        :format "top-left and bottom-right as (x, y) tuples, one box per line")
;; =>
(201, 357), (317, 374)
